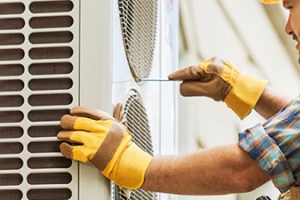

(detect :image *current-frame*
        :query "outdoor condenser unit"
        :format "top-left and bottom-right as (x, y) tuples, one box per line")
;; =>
(0, 0), (178, 200)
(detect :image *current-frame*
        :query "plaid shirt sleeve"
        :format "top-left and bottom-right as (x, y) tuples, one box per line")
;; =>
(238, 96), (300, 193)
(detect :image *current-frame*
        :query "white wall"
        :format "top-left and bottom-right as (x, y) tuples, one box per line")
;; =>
(177, 0), (300, 200)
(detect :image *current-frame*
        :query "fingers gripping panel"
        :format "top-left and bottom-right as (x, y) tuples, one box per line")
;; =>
(112, 89), (156, 200)
(0, 1), (78, 199)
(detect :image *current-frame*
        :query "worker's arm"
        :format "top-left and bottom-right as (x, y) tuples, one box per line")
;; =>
(254, 86), (294, 119)
(142, 144), (269, 195)
(57, 102), (299, 196)
(57, 106), (269, 196)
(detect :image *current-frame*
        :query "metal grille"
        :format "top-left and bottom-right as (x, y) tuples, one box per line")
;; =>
(118, 0), (158, 81)
(0, 1), (78, 199)
(112, 89), (156, 200)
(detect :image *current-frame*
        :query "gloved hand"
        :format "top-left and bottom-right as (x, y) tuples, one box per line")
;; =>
(168, 57), (268, 119)
(113, 103), (127, 126)
(260, 0), (281, 4)
(57, 104), (153, 191)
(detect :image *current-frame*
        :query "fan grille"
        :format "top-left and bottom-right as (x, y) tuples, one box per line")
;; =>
(112, 89), (156, 200)
(118, 0), (158, 80)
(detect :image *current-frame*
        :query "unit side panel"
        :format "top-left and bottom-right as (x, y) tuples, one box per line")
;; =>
(79, 0), (113, 199)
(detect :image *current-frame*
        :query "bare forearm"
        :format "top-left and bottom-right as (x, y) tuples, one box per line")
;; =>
(142, 144), (269, 195)
(255, 86), (294, 119)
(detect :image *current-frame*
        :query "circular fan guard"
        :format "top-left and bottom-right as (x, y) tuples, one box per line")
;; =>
(112, 89), (156, 200)
(118, 0), (158, 81)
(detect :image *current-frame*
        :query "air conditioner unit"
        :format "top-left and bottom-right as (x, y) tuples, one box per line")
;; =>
(0, 0), (178, 199)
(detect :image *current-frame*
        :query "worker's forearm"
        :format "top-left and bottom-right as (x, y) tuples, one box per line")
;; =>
(142, 144), (269, 195)
(255, 86), (294, 119)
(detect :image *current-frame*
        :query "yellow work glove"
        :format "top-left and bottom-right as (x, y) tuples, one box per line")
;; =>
(260, 0), (281, 4)
(168, 57), (268, 119)
(57, 104), (153, 191)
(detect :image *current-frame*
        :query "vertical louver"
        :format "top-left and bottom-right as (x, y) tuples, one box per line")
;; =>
(0, 1), (78, 199)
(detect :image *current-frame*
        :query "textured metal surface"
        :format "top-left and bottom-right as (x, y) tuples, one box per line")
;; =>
(112, 89), (156, 200)
(0, 1), (78, 199)
(118, 0), (158, 80)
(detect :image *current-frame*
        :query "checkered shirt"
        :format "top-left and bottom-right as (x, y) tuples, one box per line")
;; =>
(239, 96), (300, 193)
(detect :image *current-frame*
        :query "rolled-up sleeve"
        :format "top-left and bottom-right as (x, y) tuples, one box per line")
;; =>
(238, 96), (300, 193)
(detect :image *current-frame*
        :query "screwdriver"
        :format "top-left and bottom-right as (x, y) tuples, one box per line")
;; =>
(137, 78), (173, 82)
